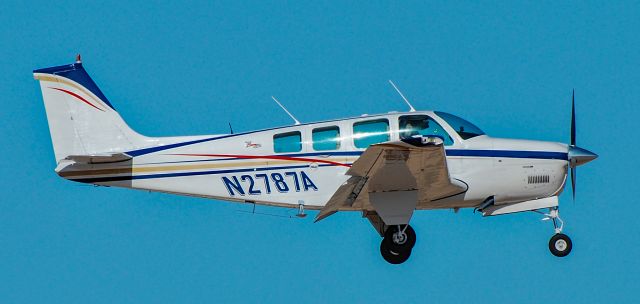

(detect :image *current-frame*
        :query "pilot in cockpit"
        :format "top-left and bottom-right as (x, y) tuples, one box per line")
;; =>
(400, 119), (428, 139)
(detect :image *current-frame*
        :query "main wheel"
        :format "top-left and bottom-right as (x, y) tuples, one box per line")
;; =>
(549, 233), (572, 257)
(383, 224), (416, 253)
(380, 240), (411, 264)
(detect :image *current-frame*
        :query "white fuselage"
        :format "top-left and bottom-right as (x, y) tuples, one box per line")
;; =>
(58, 111), (569, 211)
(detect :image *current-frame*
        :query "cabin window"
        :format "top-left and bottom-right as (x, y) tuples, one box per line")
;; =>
(399, 115), (454, 145)
(353, 119), (390, 148)
(434, 111), (485, 140)
(312, 126), (340, 151)
(273, 131), (302, 153)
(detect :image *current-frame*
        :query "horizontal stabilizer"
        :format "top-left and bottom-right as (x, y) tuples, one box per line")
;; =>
(65, 153), (132, 164)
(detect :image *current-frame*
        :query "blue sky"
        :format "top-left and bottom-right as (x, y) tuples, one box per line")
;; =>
(1, 1), (638, 303)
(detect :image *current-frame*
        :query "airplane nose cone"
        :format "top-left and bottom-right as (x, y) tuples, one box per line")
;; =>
(568, 146), (598, 168)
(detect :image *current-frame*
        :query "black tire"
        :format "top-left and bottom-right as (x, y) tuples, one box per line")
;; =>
(549, 233), (573, 257)
(383, 224), (416, 253)
(380, 241), (412, 264)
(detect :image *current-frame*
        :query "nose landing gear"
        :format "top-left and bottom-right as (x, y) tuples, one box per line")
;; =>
(540, 208), (573, 257)
(380, 225), (416, 264)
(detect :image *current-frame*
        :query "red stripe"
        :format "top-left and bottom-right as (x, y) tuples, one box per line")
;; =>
(50, 87), (105, 112)
(171, 153), (352, 167)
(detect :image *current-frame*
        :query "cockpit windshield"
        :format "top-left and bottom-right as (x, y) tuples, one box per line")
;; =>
(434, 111), (485, 140)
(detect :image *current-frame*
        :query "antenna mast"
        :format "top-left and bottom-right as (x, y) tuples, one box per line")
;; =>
(271, 96), (301, 125)
(388, 80), (416, 112)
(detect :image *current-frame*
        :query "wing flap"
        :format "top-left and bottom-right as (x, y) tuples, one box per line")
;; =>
(315, 176), (367, 222)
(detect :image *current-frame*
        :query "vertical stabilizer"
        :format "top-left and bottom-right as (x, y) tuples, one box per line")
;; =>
(33, 58), (150, 163)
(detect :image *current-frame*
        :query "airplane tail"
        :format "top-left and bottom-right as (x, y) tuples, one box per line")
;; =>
(33, 57), (150, 163)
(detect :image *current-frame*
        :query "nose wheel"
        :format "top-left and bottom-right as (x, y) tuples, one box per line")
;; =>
(549, 233), (572, 257)
(539, 208), (573, 257)
(380, 225), (416, 264)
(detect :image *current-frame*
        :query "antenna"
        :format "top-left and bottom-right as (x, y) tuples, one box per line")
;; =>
(271, 96), (301, 125)
(228, 122), (234, 134)
(388, 80), (416, 112)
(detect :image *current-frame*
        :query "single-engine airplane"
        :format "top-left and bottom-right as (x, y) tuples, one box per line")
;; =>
(34, 56), (597, 264)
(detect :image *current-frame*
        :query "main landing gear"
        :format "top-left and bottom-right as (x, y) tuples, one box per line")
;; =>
(380, 225), (416, 264)
(541, 208), (573, 257)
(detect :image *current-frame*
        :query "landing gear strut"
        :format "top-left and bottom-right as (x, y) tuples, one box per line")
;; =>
(540, 208), (573, 257)
(380, 225), (416, 264)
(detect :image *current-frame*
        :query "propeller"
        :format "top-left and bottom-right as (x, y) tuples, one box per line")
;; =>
(571, 90), (576, 200)
(567, 89), (598, 201)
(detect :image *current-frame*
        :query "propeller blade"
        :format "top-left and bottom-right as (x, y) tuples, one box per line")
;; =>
(571, 89), (576, 146)
(570, 90), (576, 201)
(571, 167), (576, 201)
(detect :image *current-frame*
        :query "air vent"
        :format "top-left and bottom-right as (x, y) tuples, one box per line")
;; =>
(528, 175), (550, 184)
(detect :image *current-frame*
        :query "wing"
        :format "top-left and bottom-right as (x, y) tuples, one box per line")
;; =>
(315, 140), (466, 224)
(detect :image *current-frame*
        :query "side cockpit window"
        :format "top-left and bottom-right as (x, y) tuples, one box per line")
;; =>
(399, 115), (454, 145)
(312, 126), (340, 151)
(273, 131), (301, 153)
(353, 119), (390, 148)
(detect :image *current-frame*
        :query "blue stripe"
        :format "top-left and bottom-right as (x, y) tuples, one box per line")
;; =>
(70, 163), (341, 183)
(280, 151), (363, 157)
(34, 63), (116, 110)
(127, 135), (235, 157)
(135, 149), (566, 166)
(136, 151), (365, 165)
(445, 149), (568, 160)
(72, 148), (567, 184)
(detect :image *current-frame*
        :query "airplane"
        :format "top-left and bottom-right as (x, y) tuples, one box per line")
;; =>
(33, 56), (597, 264)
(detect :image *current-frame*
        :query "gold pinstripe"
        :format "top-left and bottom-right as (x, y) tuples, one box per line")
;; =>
(59, 157), (358, 178)
(34, 74), (108, 111)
